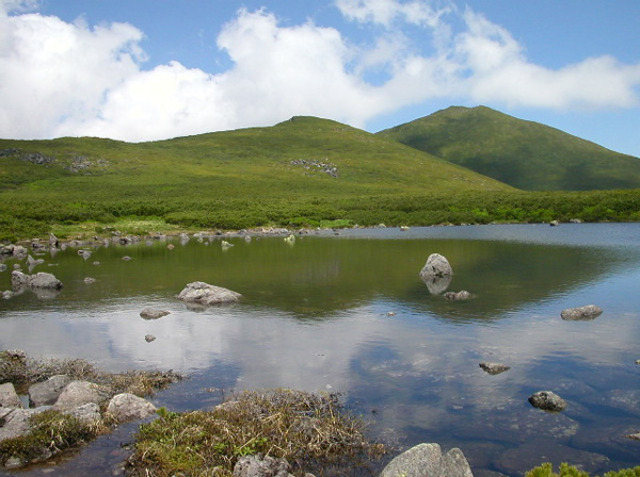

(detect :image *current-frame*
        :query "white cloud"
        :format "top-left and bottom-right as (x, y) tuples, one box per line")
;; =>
(453, 9), (640, 110)
(335, 0), (453, 28)
(0, 1), (639, 142)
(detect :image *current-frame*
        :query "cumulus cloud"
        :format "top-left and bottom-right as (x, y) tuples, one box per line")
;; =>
(0, 0), (639, 141)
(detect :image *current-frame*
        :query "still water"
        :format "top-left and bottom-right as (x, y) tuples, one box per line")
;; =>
(1, 223), (640, 476)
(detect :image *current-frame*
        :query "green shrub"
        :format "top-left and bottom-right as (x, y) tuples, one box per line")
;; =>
(526, 463), (640, 477)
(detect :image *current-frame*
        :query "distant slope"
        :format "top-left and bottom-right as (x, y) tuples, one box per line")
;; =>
(0, 115), (510, 201)
(377, 106), (640, 191)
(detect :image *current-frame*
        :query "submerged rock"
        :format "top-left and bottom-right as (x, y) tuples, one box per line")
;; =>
(444, 290), (472, 301)
(528, 391), (567, 412)
(380, 443), (473, 477)
(177, 281), (241, 306)
(561, 304), (603, 321)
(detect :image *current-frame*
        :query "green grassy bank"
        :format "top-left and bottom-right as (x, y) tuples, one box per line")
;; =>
(2, 189), (640, 243)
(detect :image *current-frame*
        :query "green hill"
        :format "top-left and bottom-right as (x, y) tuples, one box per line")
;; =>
(0, 116), (511, 240)
(377, 106), (640, 191)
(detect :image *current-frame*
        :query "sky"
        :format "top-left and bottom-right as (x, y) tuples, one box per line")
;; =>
(1, 0), (639, 157)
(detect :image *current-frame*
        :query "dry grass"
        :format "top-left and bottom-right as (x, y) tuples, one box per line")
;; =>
(0, 350), (181, 396)
(127, 389), (386, 477)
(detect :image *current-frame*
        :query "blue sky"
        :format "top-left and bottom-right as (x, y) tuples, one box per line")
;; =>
(1, 0), (639, 157)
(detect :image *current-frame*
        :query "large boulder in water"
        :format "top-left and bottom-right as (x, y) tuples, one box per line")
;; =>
(177, 281), (241, 306)
(419, 253), (453, 295)
(419, 253), (453, 279)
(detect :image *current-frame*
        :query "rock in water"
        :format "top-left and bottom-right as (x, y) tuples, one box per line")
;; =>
(479, 362), (510, 375)
(177, 281), (241, 306)
(419, 253), (453, 279)
(561, 304), (603, 320)
(529, 391), (567, 412)
(140, 308), (171, 320)
(444, 290), (472, 301)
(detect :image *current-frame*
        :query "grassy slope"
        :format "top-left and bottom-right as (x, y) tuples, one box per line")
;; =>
(0, 116), (508, 199)
(0, 116), (512, 239)
(377, 105), (640, 191)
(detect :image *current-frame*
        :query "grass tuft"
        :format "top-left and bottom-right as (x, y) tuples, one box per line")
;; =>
(128, 389), (386, 477)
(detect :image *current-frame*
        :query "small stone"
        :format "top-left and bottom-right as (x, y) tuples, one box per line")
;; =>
(145, 334), (156, 343)
(140, 308), (170, 320)
(444, 290), (472, 301)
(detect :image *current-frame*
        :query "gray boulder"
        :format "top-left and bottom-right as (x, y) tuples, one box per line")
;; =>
(233, 454), (292, 477)
(419, 253), (453, 280)
(561, 304), (603, 321)
(63, 402), (101, 425)
(0, 407), (52, 442)
(11, 270), (63, 290)
(12, 245), (27, 258)
(177, 281), (241, 306)
(54, 381), (111, 410)
(32, 273), (60, 289)
(528, 391), (567, 412)
(106, 393), (156, 423)
(140, 308), (171, 320)
(29, 375), (72, 407)
(0, 382), (22, 408)
(479, 362), (510, 375)
(380, 443), (473, 477)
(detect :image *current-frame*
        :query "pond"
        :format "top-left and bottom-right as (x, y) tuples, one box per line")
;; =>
(1, 223), (640, 476)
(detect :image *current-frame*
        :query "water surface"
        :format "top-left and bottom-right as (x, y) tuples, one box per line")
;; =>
(1, 223), (640, 476)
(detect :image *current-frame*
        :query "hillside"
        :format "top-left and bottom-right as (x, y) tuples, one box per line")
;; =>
(0, 116), (508, 198)
(0, 116), (512, 239)
(377, 106), (640, 191)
